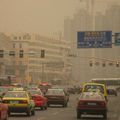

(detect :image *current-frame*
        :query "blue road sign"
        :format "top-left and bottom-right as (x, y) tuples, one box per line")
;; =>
(77, 31), (112, 48)
(115, 33), (120, 45)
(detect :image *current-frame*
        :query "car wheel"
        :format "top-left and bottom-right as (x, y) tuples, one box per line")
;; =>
(41, 106), (44, 110)
(77, 112), (81, 119)
(31, 109), (35, 116)
(8, 111), (11, 117)
(62, 103), (66, 107)
(47, 103), (50, 107)
(4, 113), (8, 120)
(44, 103), (47, 110)
(26, 109), (31, 116)
(65, 103), (68, 107)
(103, 112), (107, 119)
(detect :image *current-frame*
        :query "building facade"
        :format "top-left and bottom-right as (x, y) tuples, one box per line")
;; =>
(9, 33), (71, 85)
(64, 3), (120, 84)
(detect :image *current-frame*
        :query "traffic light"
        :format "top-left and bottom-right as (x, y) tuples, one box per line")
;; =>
(89, 61), (93, 67)
(19, 50), (24, 58)
(102, 62), (106, 67)
(41, 50), (45, 58)
(0, 50), (4, 58)
(9, 51), (15, 56)
(116, 62), (119, 67)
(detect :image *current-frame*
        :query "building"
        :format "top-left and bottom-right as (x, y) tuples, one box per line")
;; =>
(64, 3), (120, 83)
(0, 33), (17, 84)
(9, 33), (71, 85)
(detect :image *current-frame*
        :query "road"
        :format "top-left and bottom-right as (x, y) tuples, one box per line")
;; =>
(9, 93), (120, 120)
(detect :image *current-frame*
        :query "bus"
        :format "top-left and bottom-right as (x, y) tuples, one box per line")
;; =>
(91, 78), (120, 90)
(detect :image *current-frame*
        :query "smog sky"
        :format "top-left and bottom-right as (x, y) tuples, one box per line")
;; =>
(0, 0), (119, 35)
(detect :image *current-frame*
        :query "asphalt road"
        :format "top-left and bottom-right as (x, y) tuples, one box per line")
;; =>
(9, 93), (120, 120)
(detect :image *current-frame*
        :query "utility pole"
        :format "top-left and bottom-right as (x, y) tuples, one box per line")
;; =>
(41, 50), (45, 83)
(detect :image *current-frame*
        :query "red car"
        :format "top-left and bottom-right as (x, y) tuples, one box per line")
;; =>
(77, 92), (107, 119)
(28, 89), (48, 110)
(0, 98), (8, 120)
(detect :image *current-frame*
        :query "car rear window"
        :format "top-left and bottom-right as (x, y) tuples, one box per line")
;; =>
(84, 85), (104, 93)
(4, 92), (27, 98)
(28, 90), (42, 95)
(46, 89), (65, 95)
(80, 92), (104, 100)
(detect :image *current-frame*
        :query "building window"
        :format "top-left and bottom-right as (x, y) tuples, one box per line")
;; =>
(19, 36), (21, 40)
(14, 36), (17, 40)
(13, 43), (16, 48)
(19, 43), (22, 48)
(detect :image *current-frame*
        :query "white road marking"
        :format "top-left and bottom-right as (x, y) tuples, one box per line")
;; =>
(52, 112), (59, 115)
(38, 117), (46, 120)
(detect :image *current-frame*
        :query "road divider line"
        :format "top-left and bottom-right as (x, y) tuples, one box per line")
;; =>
(52, 112), (59, 115)
(38, 117), (46, 120)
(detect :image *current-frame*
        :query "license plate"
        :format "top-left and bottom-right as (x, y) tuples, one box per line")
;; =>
(10, 101), (19, 104)
(87, 102), (96, 105)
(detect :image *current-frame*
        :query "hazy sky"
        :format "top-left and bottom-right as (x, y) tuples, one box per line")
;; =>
(0, 0), (119, 35)
(0, 0), (80, 35)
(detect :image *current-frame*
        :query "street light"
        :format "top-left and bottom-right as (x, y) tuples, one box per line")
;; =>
(41, 50), (45, 83)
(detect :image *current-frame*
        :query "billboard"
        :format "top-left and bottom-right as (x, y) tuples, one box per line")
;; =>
(77, 31), (112, 48)
(115, 33), (120, 45)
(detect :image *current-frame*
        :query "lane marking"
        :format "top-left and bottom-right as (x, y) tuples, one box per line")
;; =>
(38, 117), (46, 120)
(52, 112), (59, 115)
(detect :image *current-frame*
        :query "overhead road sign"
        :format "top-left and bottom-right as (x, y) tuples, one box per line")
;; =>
(77, 31), (112, 48)
(115, 33), (120, 45)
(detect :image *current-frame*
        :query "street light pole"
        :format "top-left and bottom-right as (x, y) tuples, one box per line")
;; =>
(41, 50), (45, 83)
(41, 61), (44, 82)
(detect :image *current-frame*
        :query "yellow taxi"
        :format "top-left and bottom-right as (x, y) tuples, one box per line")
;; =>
(2, 90), (35, 116)
(82, 82), (108, 101)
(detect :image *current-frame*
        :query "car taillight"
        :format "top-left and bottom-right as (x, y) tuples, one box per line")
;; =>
(100, 101), (106, 107)
(19, 100), (28, 104)
(33, 96), (43, 101)
(78, 100), (85, 106)
(37, 96), (43, 101)
(59, 96), (65, 99)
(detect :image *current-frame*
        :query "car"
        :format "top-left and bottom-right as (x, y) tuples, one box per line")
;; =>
(107, 86), (117, 96)
(28, 89), (48, 110)
(82, 82), (108, 101)
(38, 82), (52, 95)
(0, 98), (8, 120)
(0, 86), (13, 97)
(45, 88), (69, 107)
(76, 92), (107, 119)
(2, 90), (35, 116)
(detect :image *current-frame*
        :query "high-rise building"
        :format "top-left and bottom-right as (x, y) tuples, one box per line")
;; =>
(64, 3), (120, 83)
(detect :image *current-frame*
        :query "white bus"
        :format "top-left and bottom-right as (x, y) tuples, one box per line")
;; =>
(91, 78), (120, 90)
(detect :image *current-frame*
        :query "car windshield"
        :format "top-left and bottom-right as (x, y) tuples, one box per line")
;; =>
(46, 89), (65, 95)
(28, 90), (42, 95)
(84, 85), (104, 93)
(4, 92), (27, 98)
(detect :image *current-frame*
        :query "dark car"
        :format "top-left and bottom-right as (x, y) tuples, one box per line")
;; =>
(107, 86), (117, 96)
(45, 88), (69, 107)
(0, 86), (12, 97)
(77, 92), (107, 119)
